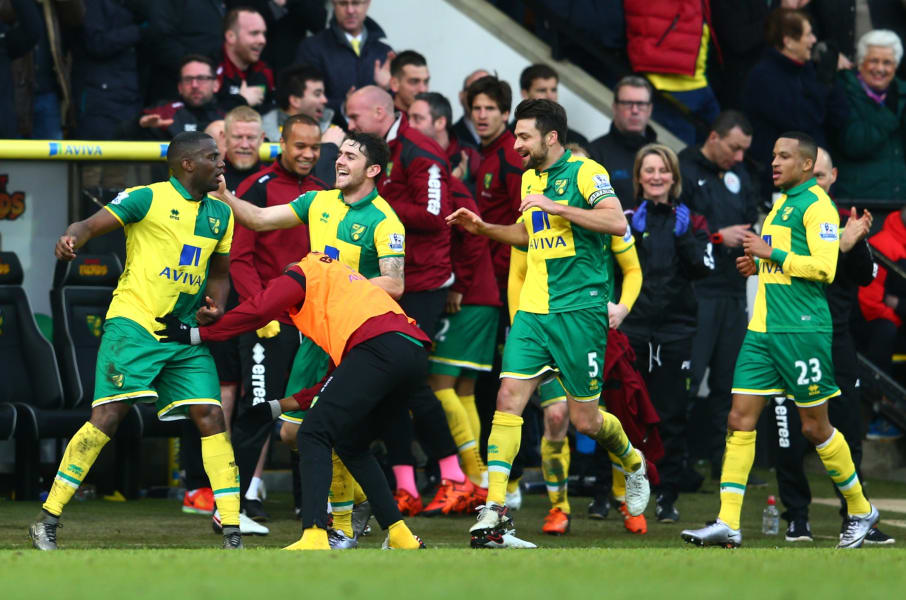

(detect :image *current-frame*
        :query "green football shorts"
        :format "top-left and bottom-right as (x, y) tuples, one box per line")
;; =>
(92, 317), (220, 421)
(732, 330), (840, 407)
(501, 307), (607, 402)
(279, 335), (330, 424)
(429, 304), (499, 377)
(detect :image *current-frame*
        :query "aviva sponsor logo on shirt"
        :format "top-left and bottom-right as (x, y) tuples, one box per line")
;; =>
(158, 244), (204, 288)
(527, 209), (574, 257)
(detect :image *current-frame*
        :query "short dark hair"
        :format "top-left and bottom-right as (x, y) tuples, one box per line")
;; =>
(390, 50), (427, 78)
(224, 6), (262, 34)
(466, 75), (512, 114)
(179, 54), (217, 76)
(613, 75), (653, 102)
(343, 131), (390, 178)
(766, 8), (810, 50)
(414, 92), (452, 128)
(168, 131), (215, 169)
(514, 99), (567, 144)
(778, 130), (817, 162)
(276, 64), (324, 111)
(519, 64), (559, 91)
(282, 113), (320, 138)
(711, 110), (753, 137)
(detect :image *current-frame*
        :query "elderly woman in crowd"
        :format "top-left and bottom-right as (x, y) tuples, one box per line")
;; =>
(833, 29), (906, 203)
(619, 144), (714, 525)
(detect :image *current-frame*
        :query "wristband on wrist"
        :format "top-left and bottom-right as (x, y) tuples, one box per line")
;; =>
(710, 232), (723, 245)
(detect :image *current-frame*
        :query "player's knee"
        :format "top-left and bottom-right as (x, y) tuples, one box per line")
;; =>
(192, 404), (226, 436)
(544, 404), (569, 437)
(89, 403), (128, 437)
(569, 410), (599, 436)
(727, 408), (756, 432)
(799, 419), (831, 446)
(496, 381), (526, 413)
(280, 422), (299, 446)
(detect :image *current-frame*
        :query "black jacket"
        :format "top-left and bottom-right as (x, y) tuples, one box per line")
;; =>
(829, 231), (875, 377)
(678, 146), (759, 298)
(742, 48), (848, 187)
(71, 0), (144, 139)
(295, 16), (392, 123)
(0, 0), (42, 138)
(120, 98), (224, 140)
(588, 123), (657, 210)
(620, 200), (714, 343)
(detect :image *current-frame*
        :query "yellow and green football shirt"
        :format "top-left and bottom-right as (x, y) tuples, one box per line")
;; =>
(750, 177), (839, 333)
(104, 176), (234, 337)
(519, 149), (619, 314)
(288, 188), (404, 278)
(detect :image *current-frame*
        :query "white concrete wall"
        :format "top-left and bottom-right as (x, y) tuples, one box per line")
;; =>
(367, 0), (612, 141)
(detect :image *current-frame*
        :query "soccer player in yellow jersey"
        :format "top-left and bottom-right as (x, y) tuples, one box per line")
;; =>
(682, 132), (879, 549)
(29, 132), (243, 550)
(448, 99), (650, 548)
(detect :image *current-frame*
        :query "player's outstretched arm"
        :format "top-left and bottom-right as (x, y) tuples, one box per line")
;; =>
(55, 209), (123, 261)
(211, 178), (299, 232)
(447, 207), (528, 247)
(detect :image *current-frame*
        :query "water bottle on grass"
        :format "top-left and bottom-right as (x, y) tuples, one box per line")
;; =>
(762, 495), (779, 534)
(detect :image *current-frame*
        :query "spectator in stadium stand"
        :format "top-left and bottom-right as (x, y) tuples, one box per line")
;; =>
(228, 113), (327, 522)
(408, 91), (480, 190)
(467, 75), (524, 294)
(451, 68), (490, 149)
(516, 63), (588, 148)
(71, 0), (147, 140)
(146, 0), (226, 104)
(678, 110), (757, 480)
(129, 54), (225, 140)
(217, 7), (274, 111)
(0, 0), (43, 138)
(624, 0), (722, 146)
(588, 75), (658, 210)
(225, 0), (327, 75)
(295, 0), (394, 126)
(620, 143), (715, 524)
(772, 147), (895, 544)
(832, 30), (906, 204)
(389, 50), (429, 113)
(742, 8), (848, 197)
(261, 64), (342, 187)
(709, 0), (771, 110)
(222, 106), (264, 188)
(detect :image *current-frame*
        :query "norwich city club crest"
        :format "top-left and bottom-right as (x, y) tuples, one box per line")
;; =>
(351, 223), (365, 241)
(781, 206), (794, 221)
(484, 172), (493, 190)
(208, 216), (221, 234)
(554, 179), (568, 195)
(85, 314), (103, 337)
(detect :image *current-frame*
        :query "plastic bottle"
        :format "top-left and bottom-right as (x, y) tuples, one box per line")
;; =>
(762, 495), (780, 534)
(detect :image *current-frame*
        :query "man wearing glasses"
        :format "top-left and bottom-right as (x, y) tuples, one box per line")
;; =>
(136, 54), (225, 140)
(588, 76), (657, 210)
(296, 0), (395, 128)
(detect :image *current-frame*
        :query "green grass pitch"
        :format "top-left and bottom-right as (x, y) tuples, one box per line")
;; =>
(2, 469), (905, 599)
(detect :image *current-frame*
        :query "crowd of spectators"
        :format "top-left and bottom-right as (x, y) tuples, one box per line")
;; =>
(4, 0), (906, 537)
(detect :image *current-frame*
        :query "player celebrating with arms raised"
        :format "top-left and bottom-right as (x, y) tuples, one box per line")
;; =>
(30, 132), (242, 550)
(447, 99), (650, 548)
(682, 132), (880, 549)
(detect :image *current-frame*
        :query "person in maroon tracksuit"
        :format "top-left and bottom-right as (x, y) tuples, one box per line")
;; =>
(227, 113), (326, 521)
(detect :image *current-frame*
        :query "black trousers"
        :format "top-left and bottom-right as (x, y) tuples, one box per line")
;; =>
(383, 289), (458, 467)
(627, 335), (694, 502)
(180, 420), (209, 490)
(770, 372), (864, 520)
(231, 326), (300, 497)
(298, 333), (429, 530)
(690, 296), (747, 471)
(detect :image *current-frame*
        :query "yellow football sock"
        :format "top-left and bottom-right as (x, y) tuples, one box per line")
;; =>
(541, 437), (570, 513)
(609, 451), (626, 501)
(435, 388), (486, 484)
(387, 520), (421, 549)
(717, 430), (756, 530)
(285, 526), (329, 550)
(43, 422), (110, 516)
(330, 451), (355, 537)
(593, 409), (641, 473)
(460, 393), (481, 443)
(816, 429), (871, 515)
(486, 411), (523, 505)
(201, 432), (240, 527)
(353, 479), (367, 505)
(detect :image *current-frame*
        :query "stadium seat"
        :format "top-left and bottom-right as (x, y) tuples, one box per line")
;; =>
(0, 403), (16, 441)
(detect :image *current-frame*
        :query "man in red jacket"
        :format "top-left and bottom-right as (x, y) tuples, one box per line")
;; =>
(228, 113), (326, 522)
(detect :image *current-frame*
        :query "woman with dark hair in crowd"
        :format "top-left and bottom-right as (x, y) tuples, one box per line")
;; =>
(619, 144), (715, 524)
